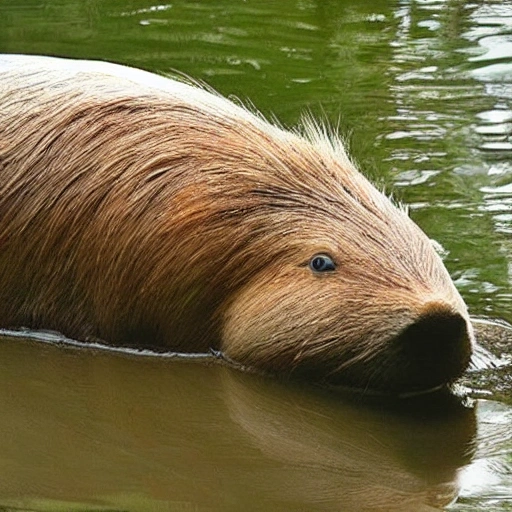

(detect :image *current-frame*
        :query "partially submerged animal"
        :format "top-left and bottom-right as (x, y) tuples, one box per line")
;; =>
(0, 54), (473, 394)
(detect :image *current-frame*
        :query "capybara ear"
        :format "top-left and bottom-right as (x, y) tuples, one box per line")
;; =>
(0, 54), (473, 394)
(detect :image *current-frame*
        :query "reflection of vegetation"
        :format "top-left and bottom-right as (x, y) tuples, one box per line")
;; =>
(373, 0), (512, 320)
(0, 0), (511, 321)
(463, 320), (512, 403)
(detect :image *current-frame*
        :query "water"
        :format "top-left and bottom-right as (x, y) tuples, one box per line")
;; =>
(0, 336), (489, 512)
(1, 0), (512, 510)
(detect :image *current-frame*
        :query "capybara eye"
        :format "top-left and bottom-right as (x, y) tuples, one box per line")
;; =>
(309, 254), (336, 273)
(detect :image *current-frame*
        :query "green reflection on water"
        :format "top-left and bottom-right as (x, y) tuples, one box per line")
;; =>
(2, 0), (510, 320)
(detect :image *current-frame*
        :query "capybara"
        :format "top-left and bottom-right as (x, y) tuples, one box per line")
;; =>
(0, 54), (473, 394)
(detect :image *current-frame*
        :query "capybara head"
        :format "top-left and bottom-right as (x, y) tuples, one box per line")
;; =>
(0, 55), (473, 394)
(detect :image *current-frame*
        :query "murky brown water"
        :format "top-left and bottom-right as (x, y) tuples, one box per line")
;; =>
(1, 0), (512, 510)
(0, 334), (489, 512)
(0, 326), (508, 511)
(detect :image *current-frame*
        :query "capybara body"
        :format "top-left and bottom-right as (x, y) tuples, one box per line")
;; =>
(0, 55), (473, 393)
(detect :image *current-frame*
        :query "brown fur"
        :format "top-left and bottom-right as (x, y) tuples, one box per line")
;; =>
(0, 55), (473, 393)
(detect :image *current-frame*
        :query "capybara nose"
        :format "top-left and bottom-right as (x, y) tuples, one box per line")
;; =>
(392, 302), (473, 393)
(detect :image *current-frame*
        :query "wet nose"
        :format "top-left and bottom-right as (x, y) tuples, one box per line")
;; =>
(394, 302), (473, 392)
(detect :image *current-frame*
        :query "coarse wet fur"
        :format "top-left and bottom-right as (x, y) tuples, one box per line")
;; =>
(0, 55), (473, 394)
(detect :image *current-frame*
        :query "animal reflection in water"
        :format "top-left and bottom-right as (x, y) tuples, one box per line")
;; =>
(0, 335), (477, 512)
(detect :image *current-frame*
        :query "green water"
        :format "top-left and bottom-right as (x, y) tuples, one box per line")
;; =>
(1, 0), (512, 510)
(3, 0), (510, 317)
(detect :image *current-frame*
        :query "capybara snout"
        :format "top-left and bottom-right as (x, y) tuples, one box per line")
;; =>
(0, 54), (473, 394)
(324, 303), (473, 393)
(222, 261), (473, 393)
(391, 304), (472, 391)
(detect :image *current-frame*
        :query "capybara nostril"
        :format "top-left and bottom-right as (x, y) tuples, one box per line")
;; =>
(389, 303), (473, 393)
